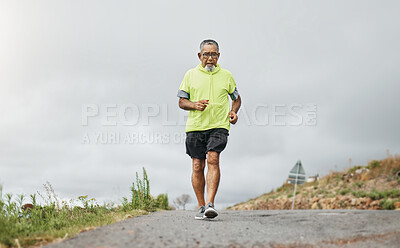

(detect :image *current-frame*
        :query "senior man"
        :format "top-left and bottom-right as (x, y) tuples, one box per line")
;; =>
(177, 39), (241, 220)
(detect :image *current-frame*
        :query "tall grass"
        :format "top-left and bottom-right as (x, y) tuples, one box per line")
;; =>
(0, 167), (169, 247)
(121, 167), (153, 211)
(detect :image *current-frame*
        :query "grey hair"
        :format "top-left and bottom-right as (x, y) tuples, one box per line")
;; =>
(199, 39), (219, 52)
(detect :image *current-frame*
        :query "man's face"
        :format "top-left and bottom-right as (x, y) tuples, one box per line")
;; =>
(198, 44), (220, 68)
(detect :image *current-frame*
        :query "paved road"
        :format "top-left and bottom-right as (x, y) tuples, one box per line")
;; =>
(46, 210), (400, 248)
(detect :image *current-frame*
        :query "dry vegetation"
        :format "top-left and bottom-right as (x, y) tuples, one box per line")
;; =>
(228, 153), (400, 211)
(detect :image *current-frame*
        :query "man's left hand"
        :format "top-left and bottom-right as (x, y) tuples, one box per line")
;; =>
(229, 111), (238, 124)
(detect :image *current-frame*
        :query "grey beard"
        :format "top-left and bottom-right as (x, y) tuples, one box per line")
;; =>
(205, 65), (215, 72)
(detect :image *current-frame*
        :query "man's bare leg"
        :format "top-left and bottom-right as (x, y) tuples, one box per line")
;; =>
(206, 151), (220, 205)
(191, 158), (206, 208)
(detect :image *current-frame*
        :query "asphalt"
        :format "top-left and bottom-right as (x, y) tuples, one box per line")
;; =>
(45, 210), (400, 248)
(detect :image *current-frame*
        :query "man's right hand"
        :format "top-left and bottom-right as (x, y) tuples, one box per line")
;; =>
(194, 99), (209, 111)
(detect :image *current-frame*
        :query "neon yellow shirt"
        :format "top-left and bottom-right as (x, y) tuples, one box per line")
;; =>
(178, 64), (237, 132)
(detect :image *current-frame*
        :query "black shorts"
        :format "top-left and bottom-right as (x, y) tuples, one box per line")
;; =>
(185, 128), (229, 160)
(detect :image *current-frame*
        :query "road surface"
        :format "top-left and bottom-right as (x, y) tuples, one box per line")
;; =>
(45, 210), (400, 248)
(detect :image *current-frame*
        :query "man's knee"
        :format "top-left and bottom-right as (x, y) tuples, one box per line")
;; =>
(192, 159), (205, 172)
(207, 151), (219, 166)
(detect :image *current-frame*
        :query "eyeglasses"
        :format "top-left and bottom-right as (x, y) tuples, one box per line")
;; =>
(202, 52), (219, 59)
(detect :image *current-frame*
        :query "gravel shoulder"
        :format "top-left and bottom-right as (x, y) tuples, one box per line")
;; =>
(45, 210), (400, 248)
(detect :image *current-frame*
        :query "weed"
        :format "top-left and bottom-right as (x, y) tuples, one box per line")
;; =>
(379, 199), (397, 210)
(360, 173), (371, 181)
(120, 167), (160, 212)
(352, 190), (367, 198)
(348, 165), (364, 174)
(154, 194), (169, 210)
(317, 189), (329, 195)
(368, 189), (382, 200)
(335, 173), (342, 182)
(313, 180), (319, 189)
(353, 181), (364, 188)
(386, 175), (396, 181)
(368, 160), (380, 170)
(388, 189), (400, 198)
(339, 188), (351, 195)
(367, 189), (399, 200)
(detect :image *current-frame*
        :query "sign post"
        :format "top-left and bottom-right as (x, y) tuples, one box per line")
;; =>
(288, 160), (306, 210)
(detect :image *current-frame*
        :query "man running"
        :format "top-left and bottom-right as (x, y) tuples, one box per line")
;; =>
(177, 39), (241, 219)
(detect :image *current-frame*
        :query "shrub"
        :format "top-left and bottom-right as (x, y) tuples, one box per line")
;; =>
(121, 167), (157, 212)
(366, 189), (399, 200)
(335, 173), (342, 182)
(360, 173), (371, 181)
(368, 160), (380, 170)
(352, 190), (367, 198)
(368, 189), (383, 200)
(389, 189), (400, 198)
(353, 182), (364, 188)
(132, 168), (151, 210)
(155, 194), (169, 210)
(379, 199), (396, 210)
(348, 165), (364, 174)
(339, 188), (351, 195)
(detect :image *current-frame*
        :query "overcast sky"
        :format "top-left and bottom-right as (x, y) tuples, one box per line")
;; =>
(1, 0), (399, 209)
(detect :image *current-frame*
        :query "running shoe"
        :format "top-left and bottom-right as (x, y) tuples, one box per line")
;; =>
(195, 206), (206, 220)
(204, 202), (218, 219)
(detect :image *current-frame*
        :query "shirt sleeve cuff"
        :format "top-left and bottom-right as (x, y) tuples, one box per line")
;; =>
(177, 90), (190, 99)
(229, 87), (239, 100)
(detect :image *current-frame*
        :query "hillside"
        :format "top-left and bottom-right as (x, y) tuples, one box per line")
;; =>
(228, 154), (400, 210)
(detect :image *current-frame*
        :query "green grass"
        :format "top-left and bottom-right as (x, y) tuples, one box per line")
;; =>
(317, 189), (329, 195)
(339, 188), (351, 195)
(367, 189), (400, 200)
(352, 190), (367, 198)
(0, 167), (169, 247)
(347, 165), (364, 174)
(353, 181), (364, 188)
